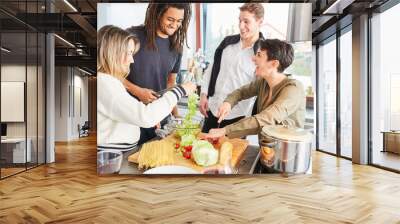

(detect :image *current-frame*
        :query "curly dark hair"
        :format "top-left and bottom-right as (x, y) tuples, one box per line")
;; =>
(144, 3), (192, 53)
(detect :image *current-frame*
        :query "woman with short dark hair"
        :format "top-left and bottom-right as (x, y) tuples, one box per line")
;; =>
(203, 39), (305, 140)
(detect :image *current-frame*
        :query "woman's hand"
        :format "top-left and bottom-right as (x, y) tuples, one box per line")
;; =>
(217, 102), (231, 123)
(155, 122), (161, 129)
(181, 82), (197, 96)
(202, 128), (226, 141)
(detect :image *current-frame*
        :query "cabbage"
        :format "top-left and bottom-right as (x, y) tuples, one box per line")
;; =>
(192, 140), (218, 166)
(192, 139), (213, 148)
(181, 134), (196, 147)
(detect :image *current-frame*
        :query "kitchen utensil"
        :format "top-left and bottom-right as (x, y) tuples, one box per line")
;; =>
(259, 125), (313, 176)
(97, 150), (123, 174)
(153, 87), (175, 98)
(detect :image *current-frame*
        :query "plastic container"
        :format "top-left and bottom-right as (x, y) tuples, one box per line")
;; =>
(97, 150), (123, 174)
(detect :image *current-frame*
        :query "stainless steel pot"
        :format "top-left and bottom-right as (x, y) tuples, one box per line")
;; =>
(259, 125), (313, 176)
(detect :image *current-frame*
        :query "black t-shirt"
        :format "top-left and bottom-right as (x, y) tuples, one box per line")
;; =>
(127, 26), (182, 92)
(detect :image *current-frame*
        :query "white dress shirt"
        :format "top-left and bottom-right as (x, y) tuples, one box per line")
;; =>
(201, 40), (256, 120)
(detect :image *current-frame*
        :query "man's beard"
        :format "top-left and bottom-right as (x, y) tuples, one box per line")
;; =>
(159, 25), (176, 36)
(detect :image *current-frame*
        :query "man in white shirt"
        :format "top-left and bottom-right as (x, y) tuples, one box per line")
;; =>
(200, 3), (265, 133)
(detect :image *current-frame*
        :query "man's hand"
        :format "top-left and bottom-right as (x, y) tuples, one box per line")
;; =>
(135, 87), (158, 104)
(123, 79), (157, 104)
(217, 102), (232, 123)
(199, 93), (209, 118)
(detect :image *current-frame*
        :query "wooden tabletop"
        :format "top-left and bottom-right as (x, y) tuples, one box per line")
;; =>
(118, 144), (260, 175)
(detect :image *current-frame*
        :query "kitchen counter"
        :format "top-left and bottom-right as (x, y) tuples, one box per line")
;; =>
(115, 100), (261, 175)
(118, 144), (260, 175)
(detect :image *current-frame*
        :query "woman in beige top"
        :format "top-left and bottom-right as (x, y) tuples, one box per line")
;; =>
(203, 39), (305, 140)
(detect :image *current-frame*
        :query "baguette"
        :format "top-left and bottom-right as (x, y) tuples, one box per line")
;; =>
(219, 142), (233, 165)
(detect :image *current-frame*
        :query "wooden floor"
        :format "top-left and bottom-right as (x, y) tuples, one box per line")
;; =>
(1, 167), (26, 177)
(1, 135), (400, 223)
(372, 150), (400, 171)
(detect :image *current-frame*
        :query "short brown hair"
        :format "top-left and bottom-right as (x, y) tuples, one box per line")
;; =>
(259, 39), (294, 73)
(239, 3), (264, 20)
(97, 25), (140, 80)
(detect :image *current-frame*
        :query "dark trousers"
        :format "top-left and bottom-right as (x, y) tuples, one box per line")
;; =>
(201, 110), (244, 133)
(138, 127), (157, 145)
(138, 115), (170, 145)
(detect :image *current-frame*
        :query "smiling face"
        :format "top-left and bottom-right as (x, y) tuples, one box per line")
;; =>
(252, 49), (279, 79)
(239, 10), (262, 41)
(158, 7), (184, 37)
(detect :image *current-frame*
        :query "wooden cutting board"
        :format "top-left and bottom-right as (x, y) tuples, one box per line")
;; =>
(128, 134), (249, 172)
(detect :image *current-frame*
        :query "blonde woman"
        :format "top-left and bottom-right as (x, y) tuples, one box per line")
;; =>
(97, 25), (196, 150)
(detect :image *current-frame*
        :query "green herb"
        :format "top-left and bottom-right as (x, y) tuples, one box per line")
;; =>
(176, 94), (200, 137)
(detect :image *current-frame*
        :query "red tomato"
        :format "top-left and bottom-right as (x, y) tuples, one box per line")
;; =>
(184, 145), (193, 152)
(183, 151), (191, 159)
(174, 143), (180, 149)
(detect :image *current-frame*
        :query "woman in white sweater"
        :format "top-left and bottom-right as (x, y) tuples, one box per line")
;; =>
(97, 25), (196, 150)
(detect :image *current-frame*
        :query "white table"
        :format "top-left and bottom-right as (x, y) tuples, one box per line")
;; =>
(1, 138), (31, 163)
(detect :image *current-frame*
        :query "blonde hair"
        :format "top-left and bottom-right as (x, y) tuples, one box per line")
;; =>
(97, 25), (140, 80)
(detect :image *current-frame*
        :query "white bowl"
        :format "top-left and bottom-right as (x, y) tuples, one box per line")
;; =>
(143, 165), (199, 174)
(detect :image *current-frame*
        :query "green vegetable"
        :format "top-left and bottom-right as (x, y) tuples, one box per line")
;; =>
(176, 94), (200, 137)
(192, 139), (213, 149)
(192, 140), (218, 166)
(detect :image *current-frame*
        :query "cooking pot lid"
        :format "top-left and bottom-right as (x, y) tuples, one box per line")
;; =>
(261, 125), (313, 142)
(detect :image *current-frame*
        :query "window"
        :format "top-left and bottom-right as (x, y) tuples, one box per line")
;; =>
(371, 3), (400, 171)
(317, 36), (337, 154)
(0, 1), (47, 179)
(339, 28), (352, 158)
(286, 41), (314, 131)
(203, 3), (290, 62)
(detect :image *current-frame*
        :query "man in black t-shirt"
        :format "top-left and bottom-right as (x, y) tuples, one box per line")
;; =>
(125, 3), (192, 144)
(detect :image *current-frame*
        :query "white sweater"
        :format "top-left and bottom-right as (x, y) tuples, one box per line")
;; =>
(97, 72), (185, 149)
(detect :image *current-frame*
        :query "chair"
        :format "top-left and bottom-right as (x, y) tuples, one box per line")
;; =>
(78, 121), (90, 138)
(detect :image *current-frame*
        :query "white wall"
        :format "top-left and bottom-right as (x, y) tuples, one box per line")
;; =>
(55, 66), (69, 141)
(55, 67), (89, 141)
(1, 65), (28, 138)
(97, 3), (148, 30)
